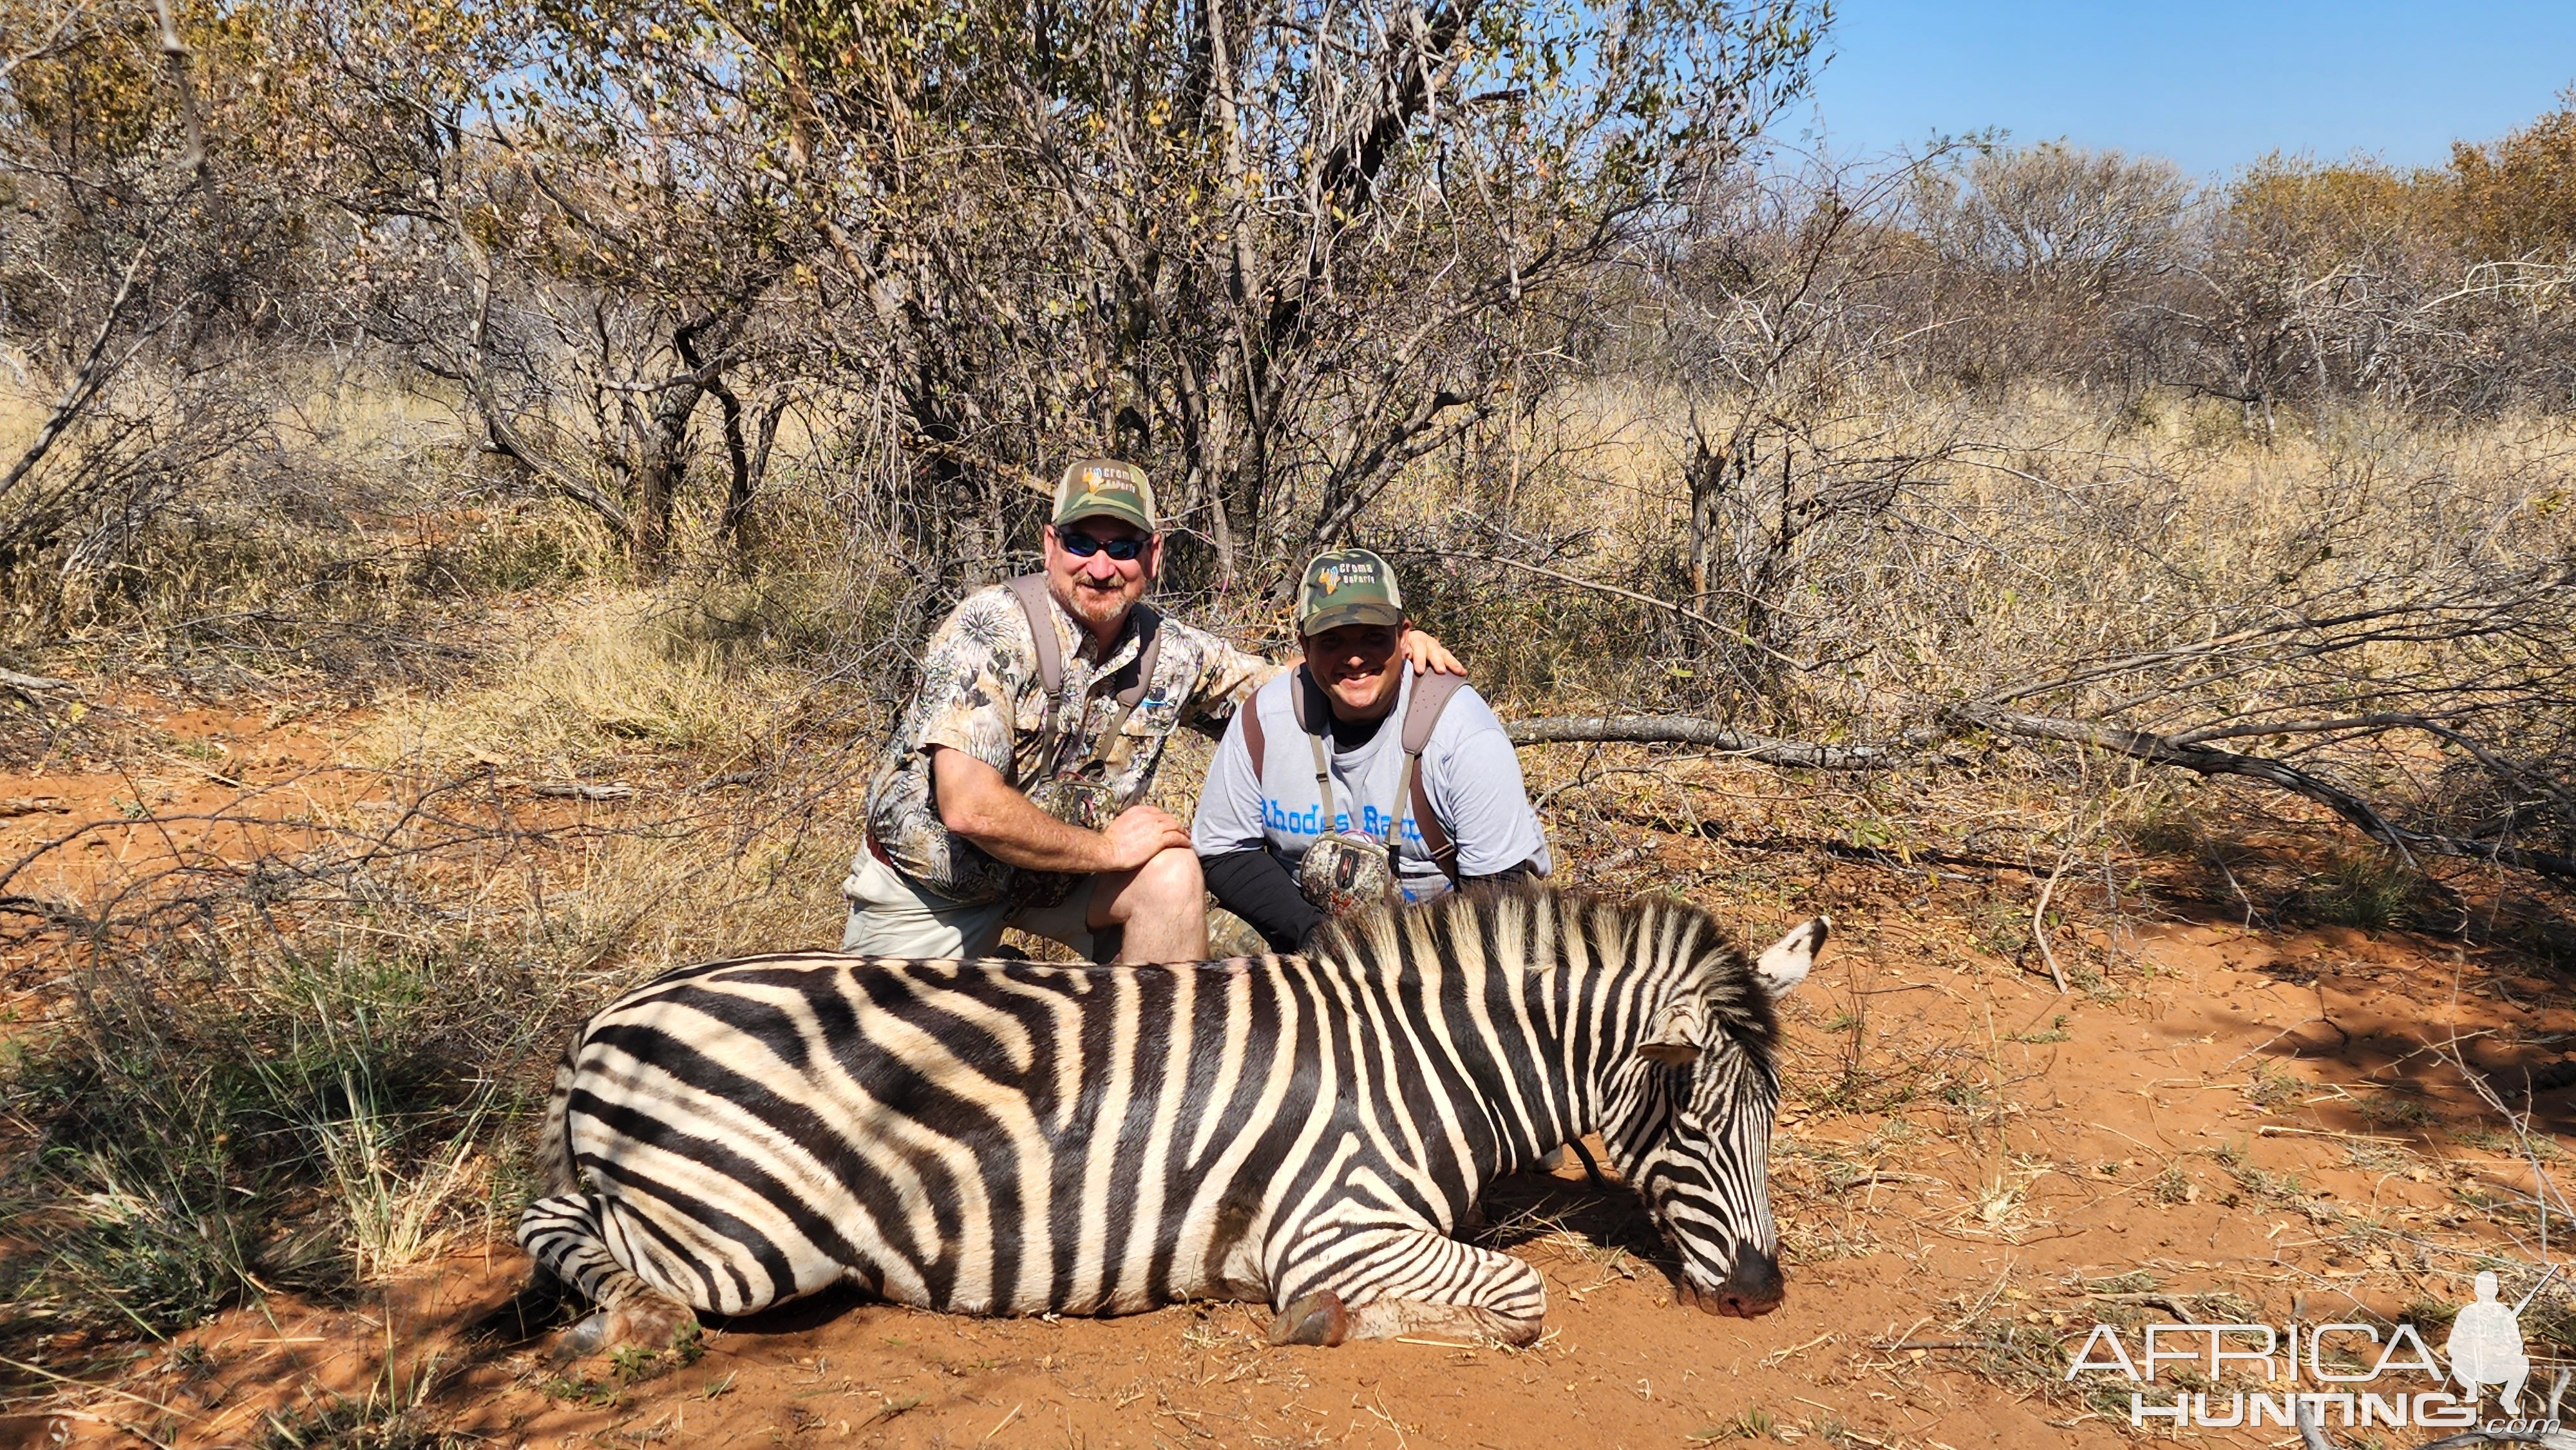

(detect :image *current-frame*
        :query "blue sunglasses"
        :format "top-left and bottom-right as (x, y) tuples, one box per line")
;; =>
(1057, 529), (1150, 562)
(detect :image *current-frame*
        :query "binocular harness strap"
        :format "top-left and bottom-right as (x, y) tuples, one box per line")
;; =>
(1285, 664), (1460, 880)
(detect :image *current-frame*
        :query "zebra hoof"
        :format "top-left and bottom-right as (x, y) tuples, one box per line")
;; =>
(1267, 1290), (1352, 1348)
(551, 1310), (618, 1366)
(549, 1300), (701, 1367)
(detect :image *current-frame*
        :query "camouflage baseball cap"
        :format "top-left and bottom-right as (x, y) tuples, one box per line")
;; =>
(1296, 548), (1405, 636)
(1052, 458), (1159, 532)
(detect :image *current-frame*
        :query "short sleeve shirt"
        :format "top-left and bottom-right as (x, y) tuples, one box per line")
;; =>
(1190, 667), (1551, 902)
(863, 583), (1276, 905)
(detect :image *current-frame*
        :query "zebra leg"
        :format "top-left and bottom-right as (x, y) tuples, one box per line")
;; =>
(1268, 1229), (1549, 1348)
(516, 1192), (701, 1363)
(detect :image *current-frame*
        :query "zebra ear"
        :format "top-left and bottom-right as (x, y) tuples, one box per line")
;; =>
(1754, 916), (1829, 998)
(1636, 999), (1705, 1066)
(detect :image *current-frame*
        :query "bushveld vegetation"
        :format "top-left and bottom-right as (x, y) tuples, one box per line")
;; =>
(3, 0), (2573, 1422)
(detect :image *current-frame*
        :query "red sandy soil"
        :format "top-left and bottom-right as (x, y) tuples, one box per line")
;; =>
(4, 696), (2571, 1450)
(0, 696), (362, 896)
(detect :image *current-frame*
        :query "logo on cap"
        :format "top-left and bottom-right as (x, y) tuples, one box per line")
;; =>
(1052, 458), (1157, 531)
(1296, 548), (1403, 634)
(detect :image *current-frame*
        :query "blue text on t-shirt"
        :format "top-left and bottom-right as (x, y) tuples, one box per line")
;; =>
(1260, 797), (1426, 846)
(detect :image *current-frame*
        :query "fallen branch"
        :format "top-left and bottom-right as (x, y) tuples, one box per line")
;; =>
(1505, 715), (1890, 770)
(526, 782), (635, 802)
(1501, 704), (2573, 882)
(0, 666), (73, 693)
(1951, 705), (2576, 881)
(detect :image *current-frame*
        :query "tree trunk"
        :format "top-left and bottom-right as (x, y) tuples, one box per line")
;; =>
(714, 385), (784, 557)
(1684, 439), (1730, 602)
(632, 375), (706, 569)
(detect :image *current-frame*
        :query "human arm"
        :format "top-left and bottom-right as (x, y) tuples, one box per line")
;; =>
(1188, 692), (1324, 950)
(1425, 693), (1555, 878)
(1182, 639), (1286, 737)
(1403, 630), (1464, 675)
(929, 746), (1188, 874)
(1202, 849), (1323, 952)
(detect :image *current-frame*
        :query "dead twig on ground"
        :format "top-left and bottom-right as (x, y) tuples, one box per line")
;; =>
(526, 782), (636, 802)
(2029, 848), (2077, 994)
(0, 667), (73, 694)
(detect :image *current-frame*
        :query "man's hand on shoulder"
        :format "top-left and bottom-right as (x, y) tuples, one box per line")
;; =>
(1403, 630), (1466, 676)
(1101, 805), (1191, 871)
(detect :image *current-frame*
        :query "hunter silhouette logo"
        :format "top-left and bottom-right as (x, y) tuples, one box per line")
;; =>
(2449, 1270), (2536, 1413)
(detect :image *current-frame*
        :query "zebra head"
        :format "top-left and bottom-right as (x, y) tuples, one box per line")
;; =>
(1624, 914), (1828, 1320)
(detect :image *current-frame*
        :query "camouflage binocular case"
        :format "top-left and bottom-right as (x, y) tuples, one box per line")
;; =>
(1297, 832), (1397, 918)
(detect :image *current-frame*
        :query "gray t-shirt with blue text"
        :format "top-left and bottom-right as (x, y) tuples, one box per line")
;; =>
(1190, 667), (1551, 903)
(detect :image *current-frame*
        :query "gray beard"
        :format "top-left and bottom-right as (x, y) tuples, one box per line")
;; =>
(1066, 588), (1133, 639)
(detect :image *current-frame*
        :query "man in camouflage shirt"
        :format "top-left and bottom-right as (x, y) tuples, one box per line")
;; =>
(844, 458), (1463, 963)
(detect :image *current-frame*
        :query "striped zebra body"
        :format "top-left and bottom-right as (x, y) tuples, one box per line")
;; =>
(518, 885), (1824, 1349)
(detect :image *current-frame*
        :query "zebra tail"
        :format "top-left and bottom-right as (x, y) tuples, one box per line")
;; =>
(534, 1037), (582, 1198)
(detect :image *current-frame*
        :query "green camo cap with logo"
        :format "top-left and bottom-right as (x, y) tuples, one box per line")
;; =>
(1051, 458), (1159, 532)
(1296, 547), (1405, 636)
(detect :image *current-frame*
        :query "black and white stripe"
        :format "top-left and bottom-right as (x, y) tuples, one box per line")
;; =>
(517, 885), (1825, 1347)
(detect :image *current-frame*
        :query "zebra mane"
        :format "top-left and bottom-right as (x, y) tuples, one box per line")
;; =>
(1309, 882), (1781, 1059)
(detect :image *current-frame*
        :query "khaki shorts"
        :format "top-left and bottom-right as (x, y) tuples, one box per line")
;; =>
(838, 852), (1102, 960)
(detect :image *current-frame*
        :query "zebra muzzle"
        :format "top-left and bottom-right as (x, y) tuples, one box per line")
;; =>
(1679, 1281), (1784, 1319)
(1681, 1250), (1785, 1319)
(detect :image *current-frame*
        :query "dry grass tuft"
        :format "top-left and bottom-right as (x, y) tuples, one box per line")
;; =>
(368, 594), (779, 775)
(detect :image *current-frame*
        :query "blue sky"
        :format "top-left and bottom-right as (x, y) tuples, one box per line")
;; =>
(1804, 1), (2576, 178)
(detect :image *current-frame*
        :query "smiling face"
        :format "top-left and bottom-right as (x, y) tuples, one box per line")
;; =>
(1301, 621), (1408, 722)
(1043, 518), (1159, 645)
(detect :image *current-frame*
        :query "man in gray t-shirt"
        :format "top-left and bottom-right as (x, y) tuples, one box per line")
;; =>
(1191, 549), (1551, 952)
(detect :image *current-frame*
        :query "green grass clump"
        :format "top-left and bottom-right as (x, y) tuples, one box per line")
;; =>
(2296, 849), (2431, 930)
(2355, 1091), (2431, 1129)
(0, 946), (556, 1351)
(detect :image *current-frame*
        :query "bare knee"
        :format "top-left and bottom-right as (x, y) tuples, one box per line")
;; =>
(1119, 845), (1202, 916)
(1097, 847), (1206, 961)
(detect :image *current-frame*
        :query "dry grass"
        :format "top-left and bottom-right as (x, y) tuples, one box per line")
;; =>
(1381, 384), (2575, 713)
(364, 591), (814, 778)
